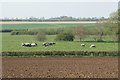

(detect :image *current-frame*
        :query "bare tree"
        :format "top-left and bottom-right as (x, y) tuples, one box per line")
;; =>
(73, 25), (88, 41)
(94, 23), (104, 41)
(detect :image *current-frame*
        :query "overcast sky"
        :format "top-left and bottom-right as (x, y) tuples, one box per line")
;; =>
(0, 0), (119, 2)
(0, 2), (118, 18)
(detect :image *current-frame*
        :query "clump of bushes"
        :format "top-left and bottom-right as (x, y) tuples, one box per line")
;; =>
(55, 31), (75, 41)
(36, 32), (46, 41)
(0, 30), (13, 32)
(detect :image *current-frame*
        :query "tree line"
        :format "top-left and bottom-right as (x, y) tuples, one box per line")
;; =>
(9, 10), (119, 42)
(1, 16), (108, 22)
(36, 10), (119, 42)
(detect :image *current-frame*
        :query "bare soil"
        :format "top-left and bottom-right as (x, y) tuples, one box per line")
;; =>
(2, 57), (118, 78)
(0, 21), (100, 24)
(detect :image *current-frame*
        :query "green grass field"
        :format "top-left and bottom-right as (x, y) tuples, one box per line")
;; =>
(2, 23), (96, 30)
(1, 23), (118, 53)
(2, 33), (118, 52)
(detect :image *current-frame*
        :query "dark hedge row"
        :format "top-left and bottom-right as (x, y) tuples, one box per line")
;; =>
(0, 30), (13, 32)
(11, 31), (38, 35)
(2, 51), (119, 57)
(10, 29), (63, 35)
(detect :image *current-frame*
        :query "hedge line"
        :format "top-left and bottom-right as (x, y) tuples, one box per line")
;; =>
(2, 51), (119, 57)
(0, 30), (13, 32)
(11, 31), (38, 35)
(10, 30), (63, 35)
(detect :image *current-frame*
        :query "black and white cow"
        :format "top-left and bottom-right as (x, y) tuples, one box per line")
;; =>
(42, 42), (56, 47)
(81, 44), (85, 47)
(31, 43), (37, 47)
(90, 44), (96, 48)
(22, 43), (37, 47)
(49, 43), (53, 45)
(23, 43), (31, 47)
(42, 42), (49, 47)
(49, 42), (56, 45)
(53, 42), (56, 45)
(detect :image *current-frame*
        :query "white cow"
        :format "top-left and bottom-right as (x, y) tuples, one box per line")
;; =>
(81, 44), (85, 47)
(90, 44), (96, 48)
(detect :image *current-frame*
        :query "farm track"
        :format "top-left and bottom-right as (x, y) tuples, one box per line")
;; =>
(0, 21), (100, 24)
(2, 57), (118, 78)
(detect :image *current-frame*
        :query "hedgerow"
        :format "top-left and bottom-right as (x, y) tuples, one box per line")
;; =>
(2, 51), (119, 57)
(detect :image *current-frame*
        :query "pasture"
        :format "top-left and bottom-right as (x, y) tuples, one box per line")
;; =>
(2, 33), (118, 52)
(2, 23), (96, 30)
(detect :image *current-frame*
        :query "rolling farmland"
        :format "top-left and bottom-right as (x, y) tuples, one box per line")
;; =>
(1, 22), (119, 78)
(1, 1), (119, 79)
(2, 23), (96, 30)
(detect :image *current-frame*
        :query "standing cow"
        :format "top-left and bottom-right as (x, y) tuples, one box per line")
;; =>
(81, 44), (85, 47)
(90, 44), (96, 48)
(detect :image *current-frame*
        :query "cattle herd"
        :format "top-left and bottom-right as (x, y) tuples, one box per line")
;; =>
(22, 43), (95, 48)
(81, 44), (96, 48)
(22, 42), (56, 47)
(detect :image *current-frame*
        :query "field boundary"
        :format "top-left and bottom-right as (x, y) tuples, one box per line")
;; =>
(2, 51), (119, 57)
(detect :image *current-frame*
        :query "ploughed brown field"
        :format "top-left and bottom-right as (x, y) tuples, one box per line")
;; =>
(2, 57), (118, 78)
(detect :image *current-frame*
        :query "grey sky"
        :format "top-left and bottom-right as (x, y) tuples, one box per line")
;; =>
(0, 0), (119, 2)
(1, 2), (118, 18)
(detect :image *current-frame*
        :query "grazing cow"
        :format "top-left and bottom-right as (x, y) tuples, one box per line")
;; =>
(81, 44), (85, 47)
(22, 43), (25, 46)
(48, 42), (56, 46)
(31, 43), (37, 47)
(53, 42), (56, 45)
(22, 43), (37, 47)
(49, 43), (53, 45)
(90, 44), (96, 48)
(42, 42), (47, 46)
(24, 43), (31, 47)
(42, 42), (56, 47)
(42, 42), (49, 47)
